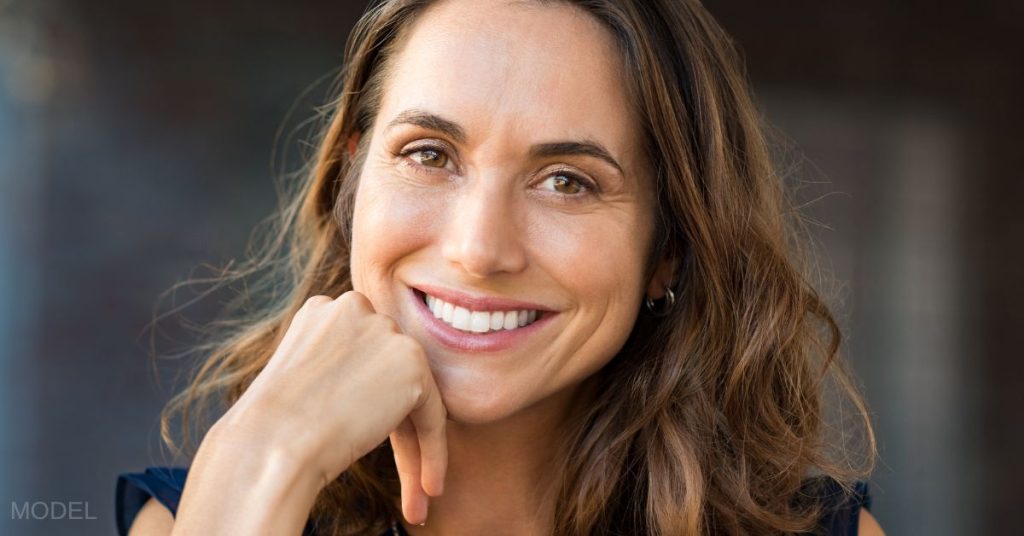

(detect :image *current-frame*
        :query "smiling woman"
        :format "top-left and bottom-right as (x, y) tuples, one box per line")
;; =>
(116, 1), (881, 535)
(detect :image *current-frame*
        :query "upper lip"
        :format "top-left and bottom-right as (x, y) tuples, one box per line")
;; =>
(413, 284), (554, 313)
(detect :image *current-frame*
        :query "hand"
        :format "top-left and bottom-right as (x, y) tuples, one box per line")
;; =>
(215, 290), (447, 525)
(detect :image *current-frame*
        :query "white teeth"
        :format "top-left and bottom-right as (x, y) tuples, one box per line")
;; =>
(422, 293), (541, 333)
(469, 311), (490, 333)
(452, 306), (471, 330)
(503, 311), (518, 330)
(442, 302), (454, 323)
(427, 295), (440, 316)
(489, 312), (504, 330)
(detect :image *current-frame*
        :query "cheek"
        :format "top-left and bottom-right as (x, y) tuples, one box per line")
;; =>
(349, 176), (440, 303)
(528, 210), (650, 302)
(529, 210), (651, 365)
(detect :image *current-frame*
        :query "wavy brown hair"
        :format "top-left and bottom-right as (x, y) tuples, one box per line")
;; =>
(154, 0), (876, 534)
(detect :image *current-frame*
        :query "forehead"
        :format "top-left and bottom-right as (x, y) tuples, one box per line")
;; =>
(377, 0), (641, 163)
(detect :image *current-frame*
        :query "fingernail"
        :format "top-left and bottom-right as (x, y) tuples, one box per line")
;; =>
(419, 500), (428, 526)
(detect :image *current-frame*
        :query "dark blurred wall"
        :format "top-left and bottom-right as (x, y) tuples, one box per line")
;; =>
(1, 1), (370, 534)
(1, 1), (1020, 534)
(711, 2), (1023, 533)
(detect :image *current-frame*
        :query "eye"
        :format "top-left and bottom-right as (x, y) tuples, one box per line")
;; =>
(538, 171), (595, 196)
(402, 145), (450, 169)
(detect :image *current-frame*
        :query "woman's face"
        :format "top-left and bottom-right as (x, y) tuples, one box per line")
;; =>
(350, 0), (662, 424)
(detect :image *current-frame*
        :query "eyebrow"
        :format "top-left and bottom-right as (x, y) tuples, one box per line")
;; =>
(386, 109), (467, 144)
(529, 141), (624, 175)
(385, 109), (625, 174)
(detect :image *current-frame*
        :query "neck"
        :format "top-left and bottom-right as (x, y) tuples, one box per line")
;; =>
(403, 380), (597, 536)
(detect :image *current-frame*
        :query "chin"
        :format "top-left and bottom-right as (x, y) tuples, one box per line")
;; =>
(433, 373), (526, 426)
(443, 403), (511, 426)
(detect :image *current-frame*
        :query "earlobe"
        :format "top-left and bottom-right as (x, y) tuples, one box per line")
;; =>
(644, 257), (678, 317)
(646, 257), (678, 300)
(346, 131), (362, 158)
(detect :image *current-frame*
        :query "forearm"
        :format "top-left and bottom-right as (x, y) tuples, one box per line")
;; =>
(170, 421), (325, 536)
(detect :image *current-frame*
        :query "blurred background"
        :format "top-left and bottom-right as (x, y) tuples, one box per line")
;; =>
(1, 0), (1020, 534)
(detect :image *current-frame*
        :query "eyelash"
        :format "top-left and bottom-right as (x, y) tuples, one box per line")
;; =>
(398, 143), (455, 174)
(396, 143), (600, 199)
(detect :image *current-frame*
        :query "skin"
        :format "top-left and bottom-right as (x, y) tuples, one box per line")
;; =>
(127, 1), (885, 535)
(346, 0), (668, 532)
(353, 0), (656, 425)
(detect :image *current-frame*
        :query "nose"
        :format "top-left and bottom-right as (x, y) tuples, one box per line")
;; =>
(440, 175), (528, 278)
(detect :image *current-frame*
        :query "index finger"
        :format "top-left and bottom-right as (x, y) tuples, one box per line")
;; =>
(409, 369), (447, 497)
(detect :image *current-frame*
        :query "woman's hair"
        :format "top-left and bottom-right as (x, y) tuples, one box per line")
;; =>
(155, 0), (876, 534)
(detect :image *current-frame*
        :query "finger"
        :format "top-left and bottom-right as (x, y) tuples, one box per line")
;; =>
(409, 371), (448, 497)
(390, 419), (429, 525)
(301, 294), (333, 310)
(334, 290), (376, 313)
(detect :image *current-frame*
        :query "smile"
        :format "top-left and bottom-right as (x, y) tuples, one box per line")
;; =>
(409, 285), (555, 353)
(423, 293), (539, 333)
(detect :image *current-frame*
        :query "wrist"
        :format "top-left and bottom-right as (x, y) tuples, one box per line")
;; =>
(202, 412), (327, 494)
(172, 419), (326, 535)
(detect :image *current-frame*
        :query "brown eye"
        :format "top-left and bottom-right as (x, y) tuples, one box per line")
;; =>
(553, 175), (582, 194)
(541, 172), (591, 195)
(412, 148), (448, 168)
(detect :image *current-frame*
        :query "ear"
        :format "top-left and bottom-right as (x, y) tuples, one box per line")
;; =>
(346, 131), (362, 158)
(645, 255), (678, 300)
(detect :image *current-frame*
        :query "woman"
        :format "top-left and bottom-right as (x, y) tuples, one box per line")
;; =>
(117, 0), (883, 534)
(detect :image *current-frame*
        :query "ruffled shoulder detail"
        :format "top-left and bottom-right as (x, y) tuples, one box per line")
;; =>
(115, 466), (188, 535)
(797, 476), (873, 535)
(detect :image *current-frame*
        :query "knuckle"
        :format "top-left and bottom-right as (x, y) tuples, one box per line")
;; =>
(335, 290), (373, 312)
(301, 295), (332, 310)
(394, 334), (426, 361)
(390, 336), (429, 395)
(370, 313), (400, 333)
(408, 381), (426, 408)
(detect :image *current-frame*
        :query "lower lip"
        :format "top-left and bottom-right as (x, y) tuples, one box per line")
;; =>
(409, 287), (556, 353)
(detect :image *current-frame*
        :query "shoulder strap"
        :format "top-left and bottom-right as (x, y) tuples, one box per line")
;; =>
(808, 478), (872, 535)
(115, 466), (188, 536)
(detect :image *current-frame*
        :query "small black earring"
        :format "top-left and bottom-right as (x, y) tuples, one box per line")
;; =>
(644, 287), (676, 317)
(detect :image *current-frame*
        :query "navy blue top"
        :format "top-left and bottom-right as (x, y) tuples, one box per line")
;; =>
(116, 466), (871, 535)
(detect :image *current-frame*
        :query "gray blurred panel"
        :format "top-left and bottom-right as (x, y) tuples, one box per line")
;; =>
(763, 95), (983, 534)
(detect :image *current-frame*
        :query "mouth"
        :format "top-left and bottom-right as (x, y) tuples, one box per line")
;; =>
(414, 289), (545, 333)
(409, 286), (556, 352)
